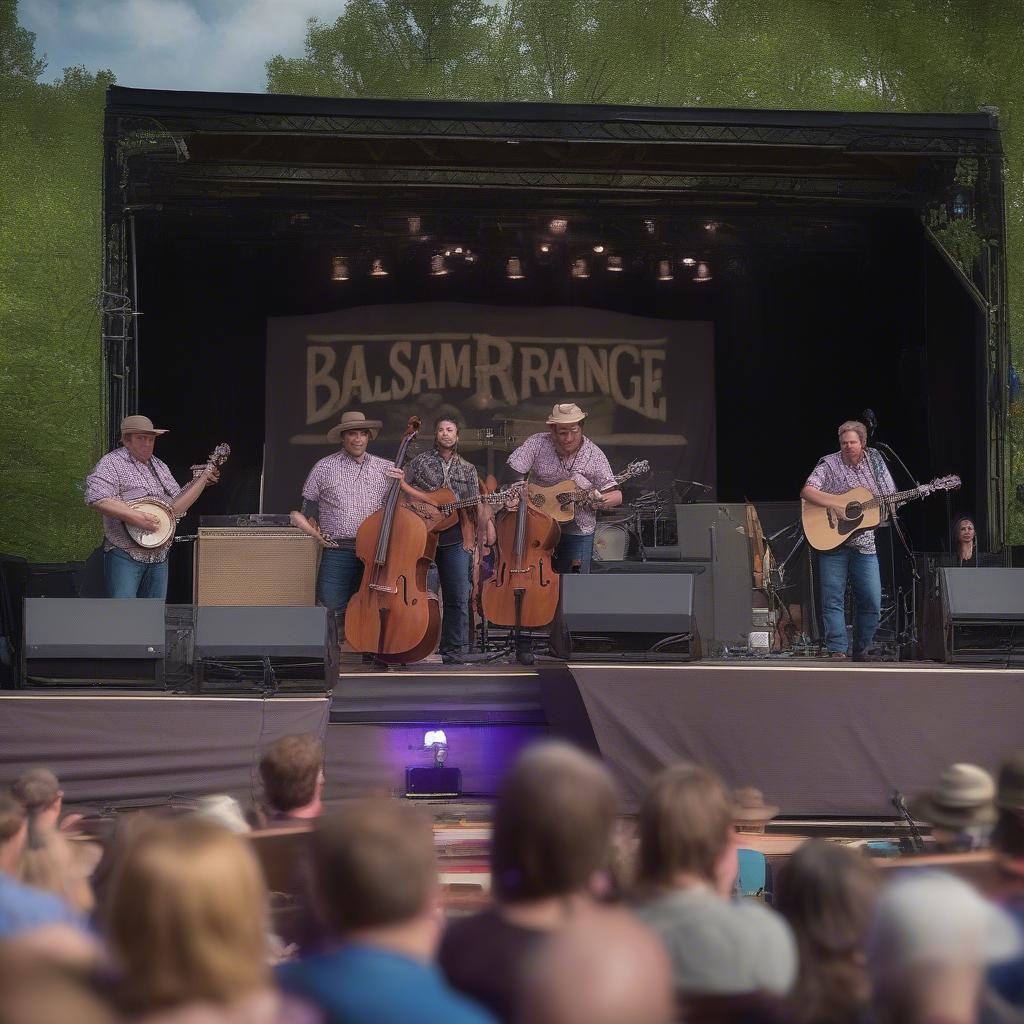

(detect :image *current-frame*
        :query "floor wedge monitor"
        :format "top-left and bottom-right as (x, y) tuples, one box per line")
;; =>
(939, 568), (1024, 665)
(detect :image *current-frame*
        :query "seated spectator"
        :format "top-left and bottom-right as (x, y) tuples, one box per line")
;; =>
(731, 787), (779, 837)
(277, 798), (495, 1024)
(0, 948), (117, 1024)
(9, 769), (67, 832)
(104, 816), (312, 1024)
(867, 871), (1021, 1024)
(988, 751), (1024, 1009)
(632, 763), (798, 1003)
(518, 908), (674, 1024)
(259, 735), (325, 825)
(439, 741), (619, 1022)
(775, 840), (881, 1024)
(911, 762), (997, 851)
(0, 794), (97, 966)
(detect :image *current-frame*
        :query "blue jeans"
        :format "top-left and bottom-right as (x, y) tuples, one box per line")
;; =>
(317, 546), (363, 613)
(434, 542), (472, 657)
(818, 547), (882, 655)
(553, 533), (593, 575)
(104, 548), (168, 599)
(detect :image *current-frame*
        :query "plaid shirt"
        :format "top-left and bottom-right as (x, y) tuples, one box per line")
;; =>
(805, 448), (897, 554)
(405, 448), (481, 546)
(84, 447), (183, 563)
(507, 433), (615, 536)
(301, 450), (392, 541)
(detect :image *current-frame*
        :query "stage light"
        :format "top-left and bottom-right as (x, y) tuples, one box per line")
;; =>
(704, 221), (718, 233)
(657, 259), (674, 281)
(430, 254), (449, 276)
(370, 258), (389, 277)
(539, 242), (552, 254)
(407, 215), (421, 234)
(694, 262), (713, 283)
(606, 255), (623, 272)
(406, 728), (461, 799)
(643, 218), (656, 234)
(681, 257), (697, 267)
(592, 244), (605, 254)
(549, 217), (568, 234)
(506, 257), (525, 279)
(571, 258), (590, 279)
(331, 256), (350, 282)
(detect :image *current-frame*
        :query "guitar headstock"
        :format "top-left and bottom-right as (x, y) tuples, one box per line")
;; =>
(404, 416), (421, 438)
(927, 474), (962, 494)
(619, 459), (651, 482)
(208, 442), (231, 466)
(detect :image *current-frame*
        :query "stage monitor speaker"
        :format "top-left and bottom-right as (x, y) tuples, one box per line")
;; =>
(550, 573), (697, 661)
(939, 568), (1024, 665)
(193, 605), (333, 691)
(23, 598), (165, 685)
(194, 528), (318, 606)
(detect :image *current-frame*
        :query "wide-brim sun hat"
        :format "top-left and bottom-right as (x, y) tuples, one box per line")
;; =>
(120, 414), (168, 436)
(909, 762), (997, 831)
(326, 410), (383, 443)
(546, 402), (587, 425)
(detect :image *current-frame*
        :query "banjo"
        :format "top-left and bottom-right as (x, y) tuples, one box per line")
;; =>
(125, 442), (231, 550)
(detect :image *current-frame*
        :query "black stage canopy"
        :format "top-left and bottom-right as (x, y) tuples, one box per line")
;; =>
(101, 88), (1009, 565)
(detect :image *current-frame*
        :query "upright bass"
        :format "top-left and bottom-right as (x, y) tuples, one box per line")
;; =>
(344, 418), (440, 663)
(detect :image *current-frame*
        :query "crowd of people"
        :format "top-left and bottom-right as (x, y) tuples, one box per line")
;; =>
(2, 739), (1024, 1024)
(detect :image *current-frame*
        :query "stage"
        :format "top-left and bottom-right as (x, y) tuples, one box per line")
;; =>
(3, 659), (1021, 819)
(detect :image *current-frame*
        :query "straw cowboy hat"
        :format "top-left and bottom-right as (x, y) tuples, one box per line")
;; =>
(546, 402), (587, 425)
(326, 410), (383, 443)
(731, 787), (780, 825)
(910, 762), (997, 831)
(120, 414), (168, 436)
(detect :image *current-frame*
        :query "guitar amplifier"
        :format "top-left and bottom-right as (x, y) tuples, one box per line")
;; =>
(194, 528), (319, 606)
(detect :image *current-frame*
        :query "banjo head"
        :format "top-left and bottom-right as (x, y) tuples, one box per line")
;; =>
(126, 499), (176, 548)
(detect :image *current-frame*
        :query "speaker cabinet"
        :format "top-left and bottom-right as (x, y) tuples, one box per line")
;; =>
(23, 598), (165, 685)
(193, 605), (334, 691)
(551, 573), (697, 661)
(194, 528), (319, 606)
(939, 568), (1024, 665)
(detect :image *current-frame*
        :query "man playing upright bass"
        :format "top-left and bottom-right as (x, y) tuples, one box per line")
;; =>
(505, 402), (623, 575)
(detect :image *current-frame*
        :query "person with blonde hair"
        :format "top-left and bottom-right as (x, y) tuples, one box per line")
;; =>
(105, 817), (307, 1023)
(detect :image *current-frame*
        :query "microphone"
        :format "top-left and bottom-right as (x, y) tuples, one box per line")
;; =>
(862, 409), (878, 438)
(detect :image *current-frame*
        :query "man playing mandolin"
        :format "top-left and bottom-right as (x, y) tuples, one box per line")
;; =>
(505, 402), (623, 574)
(800, 419), (897, 661)
(85, 414), (220, 599)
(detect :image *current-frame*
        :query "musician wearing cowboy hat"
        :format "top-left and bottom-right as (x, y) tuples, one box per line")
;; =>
(84, 414), (220, 598)
(290, 409), (396, 614)
(506, 402), (622, 574)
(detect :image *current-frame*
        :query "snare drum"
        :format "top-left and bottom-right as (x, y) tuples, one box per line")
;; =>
(125, 498), (177, 550)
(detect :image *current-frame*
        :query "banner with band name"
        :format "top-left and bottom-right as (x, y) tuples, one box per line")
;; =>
(263, 303), (715, 511)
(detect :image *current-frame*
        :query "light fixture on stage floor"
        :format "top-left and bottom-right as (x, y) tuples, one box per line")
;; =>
(694, 262), (713, 283)
(331, 256), (350, 282)
(370, 258), (389, 277)
(607, 255), (623, 272)
(592, 243), (605, 254)
(571, 258), (590, 279)
(681, 256), (697, 267)
(405, 728), (462, 799)
(549, 217), (568, 234)
(430, 253), (449, 276)
(657, 259), (674, 281)
(506, 257), (525, 279)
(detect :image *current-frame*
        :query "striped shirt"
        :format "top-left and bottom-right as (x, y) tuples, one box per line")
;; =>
(507, 433), (615, 536)
(301, 450), (392, 541)
(84, 447), (183, 563)
(805, 449), (897, 554)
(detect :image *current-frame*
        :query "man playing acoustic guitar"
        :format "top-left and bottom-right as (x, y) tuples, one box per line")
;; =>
(800, 419), (897, 661)
(85, 415), (220, 599)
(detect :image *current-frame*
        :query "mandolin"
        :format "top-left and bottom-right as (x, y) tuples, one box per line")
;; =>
(525, 460), (650, 522)
(801, 474), (960, 551)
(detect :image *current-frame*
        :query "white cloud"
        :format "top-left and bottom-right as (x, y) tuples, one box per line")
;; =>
(20, 0), (348, 92)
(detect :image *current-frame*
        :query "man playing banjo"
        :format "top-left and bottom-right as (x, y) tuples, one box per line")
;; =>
(85, 414), (220, 599)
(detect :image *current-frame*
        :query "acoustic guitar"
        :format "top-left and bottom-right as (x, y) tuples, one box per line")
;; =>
(525, 460), (650, 522)
(801, 474), (960, 551)
(401, 487), (516, 533)
(125, 443), (231, 551)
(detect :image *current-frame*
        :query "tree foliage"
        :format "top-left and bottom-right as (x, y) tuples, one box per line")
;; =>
(269, 0), (1024, 543)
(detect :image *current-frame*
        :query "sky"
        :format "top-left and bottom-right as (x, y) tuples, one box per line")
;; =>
(20, 0), (348, 93)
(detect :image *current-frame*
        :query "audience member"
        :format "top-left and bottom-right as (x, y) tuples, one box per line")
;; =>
(517, 908), (674, 1024)
(732, 787), (779, 836)
(277, 798), (495, 1023)
(10, 769), (66, 832)
(192, 794), (252, 834)
(633, 763), (798, 1004)
(0, 794), (97, 966)
(0, 949), (117, 1024)
(105, 816), (311, 1023)
(867, 871), (1021, 1024)
(439, 741), (619, 1022)
(911, 763), (997, 851)
(988, 751), (1024, 1008)
(775, 840), (881, 1024)
(259, 735), (325, 824)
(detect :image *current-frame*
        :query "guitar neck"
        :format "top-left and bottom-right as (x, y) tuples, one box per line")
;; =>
(864, 485), (922, 511)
